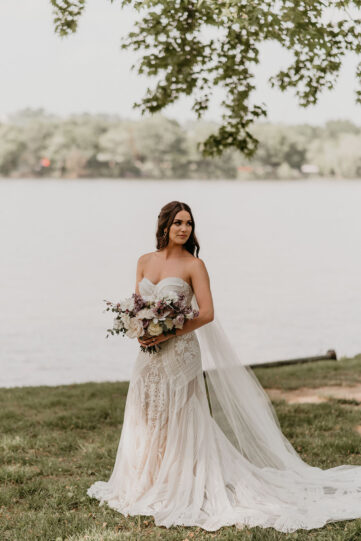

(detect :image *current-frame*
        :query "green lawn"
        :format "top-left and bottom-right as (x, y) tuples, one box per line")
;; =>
(253, 353), (361, 390)
(1, 354), (361, 541)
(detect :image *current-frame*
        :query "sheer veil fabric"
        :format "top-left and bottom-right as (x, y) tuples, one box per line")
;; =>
(87, 277), (361, 533)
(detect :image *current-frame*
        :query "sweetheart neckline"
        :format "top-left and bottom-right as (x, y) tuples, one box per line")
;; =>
(140, 276), (193, 291)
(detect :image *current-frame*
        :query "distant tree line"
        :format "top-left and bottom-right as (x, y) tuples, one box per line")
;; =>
(0, 108), (360, 180)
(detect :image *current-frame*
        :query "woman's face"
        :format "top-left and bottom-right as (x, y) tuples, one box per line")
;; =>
(168, 210), (193, 246)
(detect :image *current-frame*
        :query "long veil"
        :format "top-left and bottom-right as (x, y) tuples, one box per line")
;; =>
(195, 315), (313, 471)
(195, 311), (361, 515)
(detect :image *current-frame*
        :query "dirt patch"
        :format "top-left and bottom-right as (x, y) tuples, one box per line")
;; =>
(266, 383), (361, 404)
(355, 425), (361, 436)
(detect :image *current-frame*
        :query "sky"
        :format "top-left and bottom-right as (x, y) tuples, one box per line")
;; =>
(0, 0), (360, 126)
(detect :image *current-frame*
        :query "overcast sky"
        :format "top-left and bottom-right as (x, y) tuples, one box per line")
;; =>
(0, 0), (360, 125)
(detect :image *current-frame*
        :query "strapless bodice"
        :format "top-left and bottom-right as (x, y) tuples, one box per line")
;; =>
(139, 276), (194, 306)
(134, 275), (202, 390)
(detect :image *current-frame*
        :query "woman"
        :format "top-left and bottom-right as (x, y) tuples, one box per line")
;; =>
(88, 201), (361, 533)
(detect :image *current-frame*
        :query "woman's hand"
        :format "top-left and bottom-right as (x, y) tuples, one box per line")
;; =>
(138, 332), (173, 348)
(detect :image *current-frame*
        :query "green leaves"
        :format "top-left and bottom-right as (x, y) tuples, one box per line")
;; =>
(50, 0), (86, 37)
(50, 0), (361, 156)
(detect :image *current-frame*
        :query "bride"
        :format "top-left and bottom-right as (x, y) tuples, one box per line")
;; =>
(87, 200), (361, 533)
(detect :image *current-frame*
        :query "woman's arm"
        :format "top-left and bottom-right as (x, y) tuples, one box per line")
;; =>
(175, 257), (214, 337)
(134, 254), (146, 296)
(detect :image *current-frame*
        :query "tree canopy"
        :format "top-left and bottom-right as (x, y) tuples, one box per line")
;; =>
(50, 0), (361, 156)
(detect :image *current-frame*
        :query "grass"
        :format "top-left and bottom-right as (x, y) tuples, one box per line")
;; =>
(1, 354), (361, 540)
(253, 353), (361, 390)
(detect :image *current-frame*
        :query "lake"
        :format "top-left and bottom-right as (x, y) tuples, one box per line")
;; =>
(1, 178), (360, 388)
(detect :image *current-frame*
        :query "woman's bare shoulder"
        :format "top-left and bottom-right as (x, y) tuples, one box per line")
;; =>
(188, 256), (209, 281)
(188, 254), (206, 267)
(137, 251), (157, 263)
(186, 254), (205, 272)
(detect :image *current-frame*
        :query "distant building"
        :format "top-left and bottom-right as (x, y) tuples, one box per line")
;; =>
(301, 164), (319, 174)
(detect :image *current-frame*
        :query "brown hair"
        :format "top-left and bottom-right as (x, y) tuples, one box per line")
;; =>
(156, 201), (200, 257)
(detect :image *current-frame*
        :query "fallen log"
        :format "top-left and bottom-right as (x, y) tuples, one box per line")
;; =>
(249, 349), (337, 369)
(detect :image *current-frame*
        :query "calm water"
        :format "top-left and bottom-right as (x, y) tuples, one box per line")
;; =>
(1, 178), (360, 388)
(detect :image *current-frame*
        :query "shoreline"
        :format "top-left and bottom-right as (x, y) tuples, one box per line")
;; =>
(2, 352), (360, 393)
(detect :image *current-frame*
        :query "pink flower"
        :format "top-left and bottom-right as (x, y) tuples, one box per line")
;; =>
(174, 314), (185, 329)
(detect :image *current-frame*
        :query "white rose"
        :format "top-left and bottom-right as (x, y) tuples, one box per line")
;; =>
(120, 297), (135, 312)
(113, 317), (122, 331)
(143, 294), (157, 303)
(120, 313), (131, 328)
(147, 321), (163, 336)
(164, 318), (174, 330)
(136, 308), (155, 320)
(126, 318), (145, 338)
(164, 292), (178, 303)
(185, 312), (194, 319)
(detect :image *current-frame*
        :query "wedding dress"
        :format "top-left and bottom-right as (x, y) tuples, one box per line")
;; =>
(87, 276), (361, 533)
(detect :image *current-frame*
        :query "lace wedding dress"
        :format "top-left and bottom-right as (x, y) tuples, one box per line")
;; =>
(87, 277), (361, 533)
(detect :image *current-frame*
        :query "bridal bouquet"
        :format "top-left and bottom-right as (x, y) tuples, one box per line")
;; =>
(104, 290), (199, 354)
